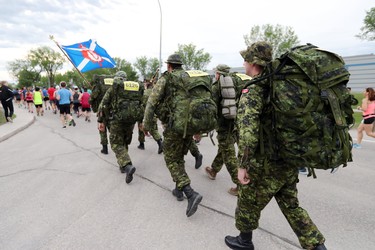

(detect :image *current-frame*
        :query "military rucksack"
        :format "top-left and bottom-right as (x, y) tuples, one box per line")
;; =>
(163, 70), (217, 138)
(253, 44), (354, 177)
(111, 78), (144, 123)
(219, 73), (251, 119)
(90, 75), (113, 113)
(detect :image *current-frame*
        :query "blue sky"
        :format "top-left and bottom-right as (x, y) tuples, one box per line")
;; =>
(0, 0), (374, 82)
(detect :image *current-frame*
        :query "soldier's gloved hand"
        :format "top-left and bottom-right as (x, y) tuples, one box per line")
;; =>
(98, 122), (106, 132)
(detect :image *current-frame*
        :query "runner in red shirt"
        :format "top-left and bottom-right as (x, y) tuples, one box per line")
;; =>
(79, 87), (91, 122)
(47, 85), (57, 114)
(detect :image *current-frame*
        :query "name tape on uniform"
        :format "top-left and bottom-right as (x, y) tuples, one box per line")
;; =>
(186, 70), (209, 77)
(124, 81), (140, 91)
(104, 78), (113, 85)
(235, 73), (252, 81)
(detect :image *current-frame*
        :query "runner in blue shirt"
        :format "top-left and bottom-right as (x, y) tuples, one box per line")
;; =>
(56, 81), (76, 128)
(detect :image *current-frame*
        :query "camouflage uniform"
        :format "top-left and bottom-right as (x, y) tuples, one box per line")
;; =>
(206, 64), (240, 187)
(225, 42), (326, 250)
(99, 87), (135, 168)
(140, 87), (162, 140)
(143, 53), (203, 217)
(90, 75), (112, 154)
(99, 126), (109, 146)
(188, 140), (203, 169)
(189, 140), (199, 157)
(138, 84), (163, 152)
(144, 70), (192, 189)
(98, 71), (142, 184)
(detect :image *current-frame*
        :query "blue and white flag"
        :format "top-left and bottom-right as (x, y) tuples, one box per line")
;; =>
(61, 39), (116, 73)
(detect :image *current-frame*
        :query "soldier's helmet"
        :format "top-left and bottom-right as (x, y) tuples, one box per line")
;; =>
(115, 71), (127, 80)
(240, 41), (273, 66)
(214, 64), (231, 74)
(165, 54), (183, 65)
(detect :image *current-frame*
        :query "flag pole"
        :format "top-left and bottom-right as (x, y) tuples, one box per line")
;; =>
(49, 35), (92, 88)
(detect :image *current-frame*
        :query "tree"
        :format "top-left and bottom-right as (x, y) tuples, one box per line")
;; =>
(82, 57), (138, 81)
(244, 24), (300, 58)
(109, 57), (138, 81)
(28, 46), (65, 87)
(7, 59), (41, 88)
(356, 7), (375, 41)
(175, 43), (211, 70)
(146, 58), (159, 80)
(133, 56), (148, 80)
(134, 56), (160, 80)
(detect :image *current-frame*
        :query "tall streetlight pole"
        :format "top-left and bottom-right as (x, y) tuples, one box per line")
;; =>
(157, 0), (162, 78)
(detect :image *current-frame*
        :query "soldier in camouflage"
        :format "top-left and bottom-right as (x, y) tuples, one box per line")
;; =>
(138, 79), (163, 154)
(188, 139), (203, 169)
(143, 54), (203, 217)
(205, 64), (240, 196)
(91, 74), (111, 155)
(97, 71), (139, 184)
(224, 42), (327, 250)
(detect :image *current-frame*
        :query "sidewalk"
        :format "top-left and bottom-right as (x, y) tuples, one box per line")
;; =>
(0, 105), (35, 142)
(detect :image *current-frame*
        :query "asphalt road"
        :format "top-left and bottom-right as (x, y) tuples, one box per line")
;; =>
(0, 108), (374, 250)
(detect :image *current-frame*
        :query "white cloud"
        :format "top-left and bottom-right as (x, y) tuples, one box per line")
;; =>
(0, 0), (374, 82)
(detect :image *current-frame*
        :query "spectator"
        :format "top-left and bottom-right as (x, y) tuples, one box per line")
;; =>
(0, 81), (15, 122)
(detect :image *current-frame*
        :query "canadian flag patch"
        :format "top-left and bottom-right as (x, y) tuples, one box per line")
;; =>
(242, 89), (249, 94)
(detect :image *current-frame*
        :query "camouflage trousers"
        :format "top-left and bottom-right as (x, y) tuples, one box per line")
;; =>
(189, 140), (200, 158)
(99, 125), (109, 145)
(138, 118), (162, 143)
(109, 121), (135, 168)
(236, 163), (325, 249)
(211, 131), (239, 185)
(163, 129), (192, 190)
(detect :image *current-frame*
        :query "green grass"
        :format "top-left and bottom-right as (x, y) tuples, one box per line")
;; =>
(351, 93), (363, 128)
(0, 110), (6, 125)
(352, 112), (362, 128)
(0, 110), (16, 125)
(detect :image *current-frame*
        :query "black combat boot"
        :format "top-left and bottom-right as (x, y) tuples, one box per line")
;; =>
(172, 184), (184, 201)
(137, 142), (145, 150)
(225, 232), (254, 250)
(313, 243), (327, 250)
(194, 153), (203, 169)
(119, 166), (126, 173)
(101, 144), (108, 155)
(157, 139), (163, 154)
(183, 184), (202, 217)
(124, 164), (136, 184)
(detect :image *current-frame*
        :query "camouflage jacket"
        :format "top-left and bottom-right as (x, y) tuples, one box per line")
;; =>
(97, 87), (113, 123)
(143, 72), (170, 131)
(237, 73), (272, 170)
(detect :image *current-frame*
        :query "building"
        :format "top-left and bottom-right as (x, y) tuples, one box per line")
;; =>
(344, 54), (375, 92)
